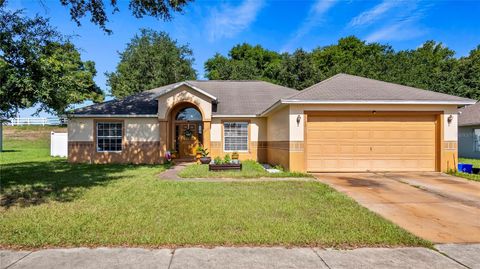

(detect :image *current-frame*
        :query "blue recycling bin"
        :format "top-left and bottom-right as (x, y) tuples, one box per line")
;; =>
(458, 163), (473, 174)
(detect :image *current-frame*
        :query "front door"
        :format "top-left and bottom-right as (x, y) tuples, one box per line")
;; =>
(176, 123), (199, 159)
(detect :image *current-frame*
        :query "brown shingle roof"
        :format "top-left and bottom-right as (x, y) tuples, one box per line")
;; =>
(285, 73), (476, 104)
(72, 81), (298, 116)
(73, 74), (476, 117)
(459, 102), (480, 126)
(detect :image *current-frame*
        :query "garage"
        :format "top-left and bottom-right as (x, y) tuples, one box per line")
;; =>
(306, 112), (439, 172)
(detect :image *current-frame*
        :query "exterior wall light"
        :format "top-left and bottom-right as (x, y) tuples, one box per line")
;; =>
(296, 115), (302, 126)
(447, 115), (453, 124)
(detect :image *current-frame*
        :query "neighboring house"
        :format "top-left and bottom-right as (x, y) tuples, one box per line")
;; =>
(458, 102), (480, 159)
(68, 73), (476, 172)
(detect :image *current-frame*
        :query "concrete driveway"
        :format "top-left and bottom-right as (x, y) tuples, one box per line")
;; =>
(314, 172), (480, 243)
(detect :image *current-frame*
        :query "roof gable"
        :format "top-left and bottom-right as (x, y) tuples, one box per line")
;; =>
(459, 102), (480, 126)
(152, 81), (217, 101)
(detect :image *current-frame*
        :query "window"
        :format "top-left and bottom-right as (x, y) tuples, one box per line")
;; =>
(176, 107), (201, 121)
(475, 129), (480, 152)
(224, 122), (248, 151)
(97, 122), (123, 152)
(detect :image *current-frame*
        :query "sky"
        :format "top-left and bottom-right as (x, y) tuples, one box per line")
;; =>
(7, 0), (480, 117)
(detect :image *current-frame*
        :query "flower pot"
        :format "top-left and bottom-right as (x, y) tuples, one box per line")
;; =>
(200, 157), (211, 164)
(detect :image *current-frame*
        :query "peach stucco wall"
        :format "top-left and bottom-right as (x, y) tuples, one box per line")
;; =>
(68, 118), (160, 142)
(157, 85), (212, 120)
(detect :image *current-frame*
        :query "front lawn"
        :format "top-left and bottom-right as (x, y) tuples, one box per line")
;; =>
(454, 158), (480, 182)
(178, 160), (311, 178)
(0, 127), (429, 248)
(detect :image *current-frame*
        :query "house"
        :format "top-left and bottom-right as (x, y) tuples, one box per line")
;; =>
(458, 102), (480, 159)
(68, 73), (476, 172)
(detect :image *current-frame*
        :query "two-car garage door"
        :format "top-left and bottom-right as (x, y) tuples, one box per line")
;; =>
(306, 112), (438, 172)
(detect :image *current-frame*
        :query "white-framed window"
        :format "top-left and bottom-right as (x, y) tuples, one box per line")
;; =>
(224, 122), (248, 152)
(97, 122), (123, 152)
(475, 129), (480, 152)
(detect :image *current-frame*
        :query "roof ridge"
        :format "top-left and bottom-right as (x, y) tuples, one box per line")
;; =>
(189, 79), (265, 82)
(337, 74), (475, 100)
(285, 73), (346, 100)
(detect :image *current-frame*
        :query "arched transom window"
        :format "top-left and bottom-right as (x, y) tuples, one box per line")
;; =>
(175, 107), (202, 121)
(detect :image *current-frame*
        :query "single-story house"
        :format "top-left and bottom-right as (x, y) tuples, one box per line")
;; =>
(458, 102), (480, 159)
(68, 73), (476, 172)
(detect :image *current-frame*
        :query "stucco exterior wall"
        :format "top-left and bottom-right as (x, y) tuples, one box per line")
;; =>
(125, 118), (160, 142)
(157, 85), (212, 120)
(68, 118), (94, 141)
(459, 125), (480, 159)
(267, 106), (289, 141)
(265, 106), (291, 169)
(209, 117), (267, 161)
(68, 117), (162, 164)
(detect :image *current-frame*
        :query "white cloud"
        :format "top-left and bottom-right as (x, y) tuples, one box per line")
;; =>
(364, 1), (432, 43)
(349, 0), (401, 27)
(364, 20), (426, 42)
(206, 0), (265, 42)
(281, 0), (337, 52)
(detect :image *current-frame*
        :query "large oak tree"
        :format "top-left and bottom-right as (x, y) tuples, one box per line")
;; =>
(106, 29), (196, 99)
(0, 7), (103, 117)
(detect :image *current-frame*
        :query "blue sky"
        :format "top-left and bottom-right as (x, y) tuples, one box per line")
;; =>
(7, 0), (480, 117)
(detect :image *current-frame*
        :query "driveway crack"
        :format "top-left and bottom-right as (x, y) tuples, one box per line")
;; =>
(435, 248), (471, 269)
(311, 248), (331, 269)
(4, 251), (33, 269)
(167, 249), (176, 269)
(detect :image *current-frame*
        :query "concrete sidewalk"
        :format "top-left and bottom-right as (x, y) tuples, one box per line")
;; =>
(2, 244), (478, 269)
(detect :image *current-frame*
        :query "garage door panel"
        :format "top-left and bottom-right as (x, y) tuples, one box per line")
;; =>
(306, 114), (437, 172)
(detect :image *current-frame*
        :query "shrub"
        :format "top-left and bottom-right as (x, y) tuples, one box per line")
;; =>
(224, 154), (231, 164)
(214, 156), (223, 165)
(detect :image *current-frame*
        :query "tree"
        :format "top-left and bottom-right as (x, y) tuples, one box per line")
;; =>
(204, 43), (281, 81)
(0, 8), (103, 117)
(455, 46), (480, 100)
(106, 29), (196, 98)
(56, 0), (193, 34)
(203, 37), (479, 100)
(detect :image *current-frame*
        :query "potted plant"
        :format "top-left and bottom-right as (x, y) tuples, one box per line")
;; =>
(209, 154), (242, 171)
(195, 145), (203, 163)
(169, 149), (177, 159)
(199, 147), (211, 164)
(231, 152), (239, 164)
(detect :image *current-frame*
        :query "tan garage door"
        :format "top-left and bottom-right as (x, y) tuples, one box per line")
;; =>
(306, 112), (438, 172)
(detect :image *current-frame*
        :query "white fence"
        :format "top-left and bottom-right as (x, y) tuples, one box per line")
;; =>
(50, 132), (68, 157)
(8, 117), (67, 126)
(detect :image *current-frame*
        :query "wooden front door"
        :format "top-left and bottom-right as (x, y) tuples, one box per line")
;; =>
(176, 123), (199, 159)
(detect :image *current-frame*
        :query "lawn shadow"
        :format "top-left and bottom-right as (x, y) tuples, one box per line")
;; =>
(0, 160), (142, 209)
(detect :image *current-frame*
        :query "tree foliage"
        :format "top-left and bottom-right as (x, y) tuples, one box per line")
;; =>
(106, 29), (197, 98)
(0, 7), (103, 117)
(204, 36), (480, 100)
(59, 0), (193, 34)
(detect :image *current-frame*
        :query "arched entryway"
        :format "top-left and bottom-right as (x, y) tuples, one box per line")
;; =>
(169, 103), (204, 160)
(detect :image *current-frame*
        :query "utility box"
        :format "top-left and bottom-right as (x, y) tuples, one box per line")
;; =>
(50, 132), (68, 157)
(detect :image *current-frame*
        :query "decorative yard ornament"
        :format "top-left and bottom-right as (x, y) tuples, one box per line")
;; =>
(184, 128), (193, 138)
(165, 151), (172, 161)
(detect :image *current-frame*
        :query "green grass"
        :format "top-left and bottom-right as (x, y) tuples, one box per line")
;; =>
(178, 160), (311, 178)
(0, 127), (430, 248)
(459, 158), (480, 168)
(453, 158), (480, 182)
